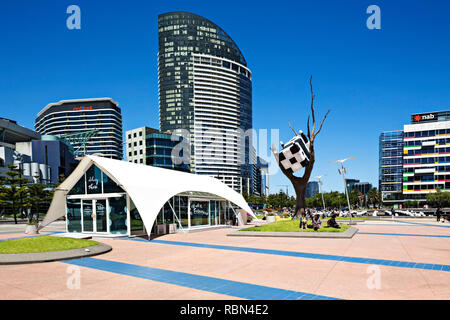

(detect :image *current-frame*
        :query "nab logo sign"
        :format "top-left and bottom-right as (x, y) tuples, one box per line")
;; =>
(413, 113), (436, 123)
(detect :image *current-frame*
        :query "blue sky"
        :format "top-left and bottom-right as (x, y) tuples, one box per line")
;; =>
(1, 0), (449, 194)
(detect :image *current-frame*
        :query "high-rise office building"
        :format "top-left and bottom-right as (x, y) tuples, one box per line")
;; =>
(158, 12), (252, 193)
(403, 111), (450, 202)
(345, 179), (360, 195)
(379, 130), (404, 202)
(305, 181), (320, 198)
(35, 98), (123, 159)
(125, 126), (189, 172)
(256, 156), (269, 197)
(379, 110), (450, 204)
(352, 182), (373, 195)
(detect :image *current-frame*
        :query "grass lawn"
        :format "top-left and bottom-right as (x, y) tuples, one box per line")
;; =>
(0, 236), (99, 254)
(241, 219), (350, 233)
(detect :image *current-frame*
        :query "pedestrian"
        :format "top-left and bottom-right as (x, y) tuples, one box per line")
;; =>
(312, 214), (322, 231)
(299, 213), (308, 230)
(327, 214), (340, 229)
(436, 206), (442, 223)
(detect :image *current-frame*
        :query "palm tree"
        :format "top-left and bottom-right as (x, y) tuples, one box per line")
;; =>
(367, 188), (379, 208)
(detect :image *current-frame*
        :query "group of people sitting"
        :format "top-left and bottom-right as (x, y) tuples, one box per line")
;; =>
(298, 210), (340, 231)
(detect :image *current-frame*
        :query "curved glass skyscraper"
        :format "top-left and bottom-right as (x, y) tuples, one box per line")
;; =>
(158, 12), (253, 193)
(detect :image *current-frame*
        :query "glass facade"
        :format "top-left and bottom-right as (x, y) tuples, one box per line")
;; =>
(305, 181), (320, 198)
(95, 199), (107, 232)
(125, 127), (190, 172)
(66, 164), (127, 234)
(148, 193), (235, 232)
(190, 200), (210, 226)
(158, 11), (247, 134)
(145, 132), (190, 172)
(130, 199), (145, 236)
(158, 12), (252, 193)
(109, 195), (127, 234)
(82, 200), (94, 232)
(67, 199), (82, 232)
(379, 131), (404, 201)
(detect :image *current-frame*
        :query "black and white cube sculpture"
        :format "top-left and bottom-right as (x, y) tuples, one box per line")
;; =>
(279, 131), (311, 174)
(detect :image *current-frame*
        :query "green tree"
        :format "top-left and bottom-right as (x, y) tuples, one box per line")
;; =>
(0, 165), (29, 224)
(367, 188), (380, 208)
(26, 183), (50, 224)
(242, 189), (250, 202)
(349, 189), (362, 208)
(427, 188), (450, 208)
(0, 178), (6, 217)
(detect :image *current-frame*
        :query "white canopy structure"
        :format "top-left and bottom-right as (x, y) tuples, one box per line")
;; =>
(39, 155), (255, 236)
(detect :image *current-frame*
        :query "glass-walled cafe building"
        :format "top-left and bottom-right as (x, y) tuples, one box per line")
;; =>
(40, 155), (254, 237)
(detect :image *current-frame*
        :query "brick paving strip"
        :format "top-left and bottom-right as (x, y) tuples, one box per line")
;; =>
(0, 243), (112, 265)
(227, 227), (358, 239)
(136, 238), (450, 272)
(63, 257), (341, 300)
(358, 232), (450, 238)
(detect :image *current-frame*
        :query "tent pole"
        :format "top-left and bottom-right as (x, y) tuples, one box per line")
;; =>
(168, 201), (187, 234)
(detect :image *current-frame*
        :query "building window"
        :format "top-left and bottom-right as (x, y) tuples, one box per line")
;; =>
(67, 199), (82, 232)
(109, 195), (127, 235)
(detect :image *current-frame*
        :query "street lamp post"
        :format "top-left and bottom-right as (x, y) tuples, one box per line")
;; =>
(329, 157), (356, 225)
(315, 175), (327, 211)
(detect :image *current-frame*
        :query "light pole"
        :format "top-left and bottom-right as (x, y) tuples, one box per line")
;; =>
(329, 157), (356, 225)
(315, 175), (327, 211)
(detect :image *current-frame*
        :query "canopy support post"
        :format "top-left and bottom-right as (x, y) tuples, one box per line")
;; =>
(229, 202), (244, 226)
(168, 201), (187, 234)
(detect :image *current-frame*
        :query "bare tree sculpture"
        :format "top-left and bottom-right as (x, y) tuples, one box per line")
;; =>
(271, 76), (330, 217)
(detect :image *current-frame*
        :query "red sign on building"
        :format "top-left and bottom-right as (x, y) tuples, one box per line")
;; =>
(73, 106), (93, 111)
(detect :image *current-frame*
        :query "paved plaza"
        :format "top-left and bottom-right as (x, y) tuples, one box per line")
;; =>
(0, 219), (449, 300)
